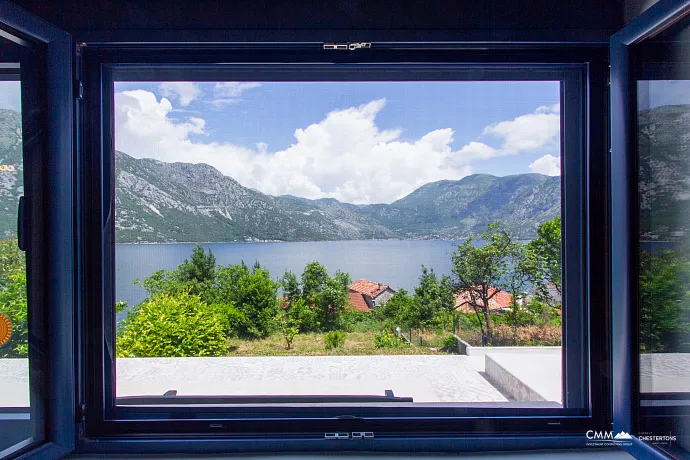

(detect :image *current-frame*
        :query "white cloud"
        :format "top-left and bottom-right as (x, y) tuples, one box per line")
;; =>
(207, 82), (262, 107)
(159, 82), (201, 107)
(483, 104), (560, 153)
(0, 81), (21, 112)
(115, 91), (561, 204)
(214, 82), (261, 98)
(529, 154), (561, 176)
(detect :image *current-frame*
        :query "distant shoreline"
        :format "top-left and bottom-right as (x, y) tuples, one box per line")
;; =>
(115, 238), (468, 245)
(114, 238), (543, 245)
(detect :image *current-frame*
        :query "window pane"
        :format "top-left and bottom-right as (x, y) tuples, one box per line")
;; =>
(0, 77), (36, 456)
(113, 80), (567, 408)
(637, 80), (690, 395)
(635, 13), (690, 455)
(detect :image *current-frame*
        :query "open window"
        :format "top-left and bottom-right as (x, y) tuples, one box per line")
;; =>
(78, 44), (610, 453)
(0, 3), (74, 459)
(611, 1), (690, 457)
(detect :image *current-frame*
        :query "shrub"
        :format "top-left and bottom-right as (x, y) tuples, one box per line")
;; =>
(339, 310), (383, 333)
(213, 302), (248, 337)
(441, 334), (458, 353)
(460, 323), (561, 347)
(0, 238), (27, 358)
(324, 330), (346, 350)
(214, 264), (278, 338)
(282, 326), (299, 350)
(289, 298), (321, 332)
(117, 292), (229, 357)
(373, 331), (408, 349)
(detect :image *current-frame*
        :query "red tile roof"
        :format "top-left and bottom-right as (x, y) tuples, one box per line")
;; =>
(455, 287), (513, 313)
(349, 279), (390, 298)
(348, 291), (372, 312)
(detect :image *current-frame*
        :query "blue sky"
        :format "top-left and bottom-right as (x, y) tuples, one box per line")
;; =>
(114, 81), (562, 204)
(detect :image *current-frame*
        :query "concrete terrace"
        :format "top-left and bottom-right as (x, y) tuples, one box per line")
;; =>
(115, 355), (510, 403)
(0, 352), (579, 409)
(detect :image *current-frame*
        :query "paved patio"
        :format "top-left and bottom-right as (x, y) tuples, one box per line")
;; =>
(0, 352), (575, 407)
(115, 355), (509, 403)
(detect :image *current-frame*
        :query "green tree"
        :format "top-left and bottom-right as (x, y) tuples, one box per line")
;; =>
(377, 289), (414, 328)
(319, 274), (350, 331)
(301, 261), (329, 302)
(500, 241), (536, 345)
(297, 262), (350, 332)
(133, 245), (219, 304)
(177, 244), (216, 301)
(0, 239), (27, 358)
(116, 291), (228, 357)
(408, 266), (444, 329)
(277, 299), (302, 350)
(281, 270), (301, 302)
(451, 222), (513, 344)
(527, 217), (562, 308)
(215, 263), (278, 338)
(178, 244), (216, 284)
(639, 249), (690, 352)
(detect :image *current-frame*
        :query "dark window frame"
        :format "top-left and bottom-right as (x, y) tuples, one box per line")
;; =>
(0, 2), (75, 459)
(610, 1), (690, 458)
(79, 44), (610, 453)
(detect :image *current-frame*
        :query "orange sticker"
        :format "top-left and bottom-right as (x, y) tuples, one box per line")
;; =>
(0, 313), (11, 346)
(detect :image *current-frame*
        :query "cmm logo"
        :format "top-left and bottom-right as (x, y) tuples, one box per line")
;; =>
(586, 430), (614, 440)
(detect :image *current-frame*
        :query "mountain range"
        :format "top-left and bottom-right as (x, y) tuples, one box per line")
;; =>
(114, 150), (561, 243)
(1, 105), (686, 243)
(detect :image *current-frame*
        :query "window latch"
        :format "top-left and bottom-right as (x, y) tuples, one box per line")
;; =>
(325, 432), (374, 440)
(323, 42), (371, 51)
(76, 403), (86, 423)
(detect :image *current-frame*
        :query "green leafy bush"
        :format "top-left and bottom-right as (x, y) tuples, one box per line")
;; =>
(117, 292), (229, 357)
(214, 263), (278, 338)
(373, 331), (408, 349)
(441, 335), (458, 353)
(324, 330), (346, 350)
(212, 302), (248, 337)
(0, 238), (27, 358)
(288, 298), (321, 332)
(339, 310), (383, 333)
(282, 327), (299, 350)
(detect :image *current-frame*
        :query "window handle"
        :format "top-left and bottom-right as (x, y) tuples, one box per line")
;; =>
(17, 196), (27, 251)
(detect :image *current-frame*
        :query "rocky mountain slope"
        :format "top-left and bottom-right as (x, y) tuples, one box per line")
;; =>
(360, 173), (560, 239)
(115, 150), (561, 243)
(637, 104), (690, 239)
(0, 106), (570, 242)
(115, 151), (399, 243)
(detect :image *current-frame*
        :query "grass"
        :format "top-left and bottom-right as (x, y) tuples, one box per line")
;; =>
(227, 331), (446, 356)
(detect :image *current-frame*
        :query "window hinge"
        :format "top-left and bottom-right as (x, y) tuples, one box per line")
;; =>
(323, 42), (371, 51)
(75, 80), (83, 100)
(76, 403), (86, 423)
(325, 432), (374, 440)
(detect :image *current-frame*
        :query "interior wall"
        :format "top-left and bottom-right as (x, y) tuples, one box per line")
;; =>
(12, 0), (623, 43)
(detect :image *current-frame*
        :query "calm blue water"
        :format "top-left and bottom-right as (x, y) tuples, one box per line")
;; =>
(115, 240), (467, 307)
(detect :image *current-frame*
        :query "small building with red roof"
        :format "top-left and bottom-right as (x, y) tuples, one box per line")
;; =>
(348, 279), (396, 312)
(455, 287), (513, 314)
